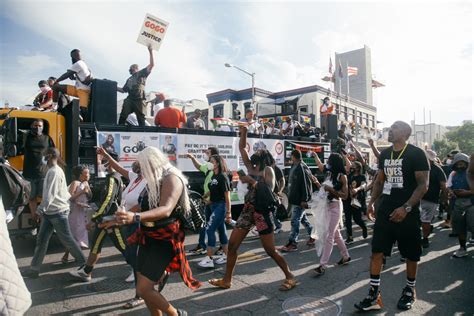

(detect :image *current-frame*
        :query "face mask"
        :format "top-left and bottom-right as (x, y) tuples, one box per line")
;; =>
(40, 86), (50, 93)
(326, 163), (331, 170)
(41, 156), (48, 165)
(132, 166), (140, 174)
(446, 159), (452, 165)
(207, 162), (214, 171)
(203, 153), (209, 162)
(32, 126), (43, 135)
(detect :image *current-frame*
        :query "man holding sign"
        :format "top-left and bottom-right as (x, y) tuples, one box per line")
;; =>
(118, 45), (154, 127)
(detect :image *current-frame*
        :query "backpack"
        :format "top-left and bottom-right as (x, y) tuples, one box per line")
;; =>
(0, 162), (31, 210)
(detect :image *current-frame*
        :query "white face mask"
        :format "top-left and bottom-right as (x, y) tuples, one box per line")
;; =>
(203, 153), (209, 162)
(446, 159), (452, 165)
(207, 162), (214, 171)
(41, 156), (48, 165)
(40, 86), (50, 93)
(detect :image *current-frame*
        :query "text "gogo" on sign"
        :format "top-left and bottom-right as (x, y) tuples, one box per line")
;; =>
(145, 21), (165, 33)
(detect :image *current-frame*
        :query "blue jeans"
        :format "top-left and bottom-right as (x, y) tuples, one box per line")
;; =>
(288, 204), (313, 243)
(31, 211), (86, 271)
(199, 204), (228, 249)
(206, 202), (229, 248)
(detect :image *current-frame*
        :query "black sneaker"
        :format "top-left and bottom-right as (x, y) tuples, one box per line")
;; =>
(345, 237), (354, 245)
(354, 287), (383, 311)
(397, 286), (416, 310)
(336, 256), (351, 266)
(313, 265), (325, 276)
(186, 246), (206, 256)
(422, 238), (429, 249)
(362, 226), (368, 239)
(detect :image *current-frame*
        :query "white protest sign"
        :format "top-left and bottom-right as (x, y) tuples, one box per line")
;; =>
(137, 13), (169, 51)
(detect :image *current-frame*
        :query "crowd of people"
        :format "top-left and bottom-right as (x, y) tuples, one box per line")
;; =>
(1, 117), (473, 315)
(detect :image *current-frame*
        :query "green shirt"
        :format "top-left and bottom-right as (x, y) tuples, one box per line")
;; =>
(199, 163), (214, 195)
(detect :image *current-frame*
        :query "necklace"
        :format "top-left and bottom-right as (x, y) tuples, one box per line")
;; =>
(127, 177), (143, 193)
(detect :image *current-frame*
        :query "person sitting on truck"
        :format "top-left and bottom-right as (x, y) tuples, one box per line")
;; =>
(51, 49), (92, 121)
(186, 109), (205, 129)
(281, 116), (296, 136)
(48, 76), (71, 114)
(32, 80), (53, 111)
(21, 119), (55, 223)
(265, 119), (280, 135)
(239, 107), (259, 134)
(154, 99), (187, 128)
(118, 45), (154, 127)
(69, 150), (129, 282)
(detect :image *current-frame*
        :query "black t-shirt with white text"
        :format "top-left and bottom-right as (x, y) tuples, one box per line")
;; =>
(208, 173), (231, 203)
(378, 144), (430, 212)
(423, 162), (447, 203)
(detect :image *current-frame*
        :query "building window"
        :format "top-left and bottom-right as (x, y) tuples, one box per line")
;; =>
(214, 104), (224, 118)
(299, 105), (308, 113)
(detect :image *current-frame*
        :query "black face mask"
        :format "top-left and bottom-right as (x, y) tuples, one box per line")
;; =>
(453, 165), (467, 172)
(32, 126), (43, 135)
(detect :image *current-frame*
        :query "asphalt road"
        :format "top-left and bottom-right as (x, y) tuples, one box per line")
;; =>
(12, 217), (474, 315)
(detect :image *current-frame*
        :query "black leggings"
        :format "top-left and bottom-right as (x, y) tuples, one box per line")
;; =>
(344, 205), (367, 237)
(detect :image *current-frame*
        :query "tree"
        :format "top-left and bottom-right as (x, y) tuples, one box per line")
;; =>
(446, 122), (474, 155)
(433, 138), (458, 159)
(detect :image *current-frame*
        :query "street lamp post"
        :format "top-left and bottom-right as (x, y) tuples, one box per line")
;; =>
(225, 63), (255, 107)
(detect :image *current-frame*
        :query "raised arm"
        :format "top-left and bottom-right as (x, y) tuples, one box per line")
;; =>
(186, 153), (203, 171)
(350, 142), (366, 166)
(368, 138), (381, 160)
(97, 147), (129, 179)
(312, 152), (324, 173)
(239, 126), (257, 174)
(146, 45), (154, 73)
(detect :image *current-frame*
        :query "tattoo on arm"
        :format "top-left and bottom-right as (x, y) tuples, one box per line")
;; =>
(406, 171), (429, 206)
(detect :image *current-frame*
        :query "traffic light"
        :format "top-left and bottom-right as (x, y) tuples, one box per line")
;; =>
(233, 109), (241, 120)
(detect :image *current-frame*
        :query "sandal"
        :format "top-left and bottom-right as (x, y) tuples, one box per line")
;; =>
(158, 271), (170, 292)
(279, 278), (298, 291)
(122, 297), (145, 309)
(208, 278), (231, 289)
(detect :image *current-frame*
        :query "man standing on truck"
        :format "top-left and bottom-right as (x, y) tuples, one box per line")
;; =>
(51, 49), (92, 121)
(22, 119), (55, 223)
(118, 45), (154, 126)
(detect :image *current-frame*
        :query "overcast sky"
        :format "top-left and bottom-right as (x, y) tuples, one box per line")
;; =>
(0, 0), (472, 127)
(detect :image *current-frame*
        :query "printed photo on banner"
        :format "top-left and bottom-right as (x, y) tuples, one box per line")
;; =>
(97, 133), (121, 178)
(160, 134), (178, 166)
(137, 13), (169, 51)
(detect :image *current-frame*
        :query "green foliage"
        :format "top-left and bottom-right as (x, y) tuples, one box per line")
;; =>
(446, 122), (474, 155)
(433, 138), (457, 159)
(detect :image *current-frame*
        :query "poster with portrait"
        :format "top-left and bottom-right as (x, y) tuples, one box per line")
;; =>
(160, 134), (178, 166)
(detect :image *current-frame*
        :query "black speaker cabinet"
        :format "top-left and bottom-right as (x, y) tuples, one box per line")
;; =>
(90, 79), (117, 125)
(320, 114), (338, 140)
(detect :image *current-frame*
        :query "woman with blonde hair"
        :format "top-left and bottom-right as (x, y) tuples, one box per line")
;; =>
(115, 146), (200, 316)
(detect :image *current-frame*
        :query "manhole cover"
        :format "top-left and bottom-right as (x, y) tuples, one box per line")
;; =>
(86, 278), (133, 292)
(282, 296), (341, 316)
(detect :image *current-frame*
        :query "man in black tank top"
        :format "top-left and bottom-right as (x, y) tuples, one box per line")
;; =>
(355, 121), (429, 312)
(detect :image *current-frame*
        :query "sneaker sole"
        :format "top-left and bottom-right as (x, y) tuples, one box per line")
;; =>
(355, 304), (383, 311)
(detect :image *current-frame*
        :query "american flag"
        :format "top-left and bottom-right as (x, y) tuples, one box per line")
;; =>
(347, 66), (358, 76)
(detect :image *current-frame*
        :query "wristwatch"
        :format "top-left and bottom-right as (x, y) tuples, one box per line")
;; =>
(403, 203), (412, 213)
(134, 213), (141, 223)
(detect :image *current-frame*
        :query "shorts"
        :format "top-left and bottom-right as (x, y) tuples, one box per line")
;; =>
(253, 211), (275, 236)
(66, 85), (90, 108)
(420, 200), (438, 223)
(27, 178), (44, 199)
(235, 203), (255, 231)
(137, 236), (174, 282)
(451, 198), (474, 235)
(90, 226), (127, 255)
(372, 209), (422, 262)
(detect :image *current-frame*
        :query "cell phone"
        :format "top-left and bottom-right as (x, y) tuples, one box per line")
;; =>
(237, 169), (246, 177)
(101, 215), (115, 223)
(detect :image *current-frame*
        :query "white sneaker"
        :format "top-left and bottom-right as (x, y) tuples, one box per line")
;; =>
(248, 228), (259, 238)
(452, 248), (468, 258)
(198, 256), (214, 268)
(69, 266), (92, 282)
(125, 271), (135, 283)
(215, 256), (227, 265)
(274, 227), (282, 234)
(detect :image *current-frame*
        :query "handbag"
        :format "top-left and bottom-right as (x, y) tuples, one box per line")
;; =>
(255, 181), (278, 214)
(351, 197), (361, 209)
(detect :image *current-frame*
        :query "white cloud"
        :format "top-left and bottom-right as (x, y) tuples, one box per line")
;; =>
(17, 53), (60, 74)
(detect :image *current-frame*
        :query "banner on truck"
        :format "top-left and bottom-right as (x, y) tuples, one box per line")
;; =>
(96, 132), (289, 173)
(137, 13), (169, 51)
